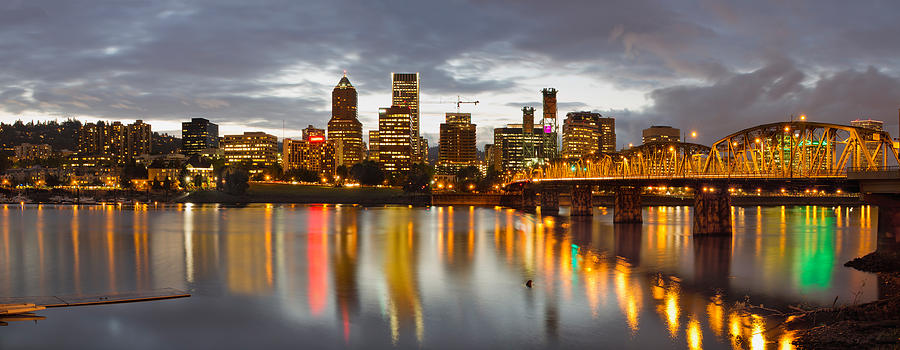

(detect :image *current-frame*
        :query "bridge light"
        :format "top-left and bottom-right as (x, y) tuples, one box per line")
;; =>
(702, 186), (708, 192)
(780, 188), (786, 193)
(800, 114), (806, 121)
(754, 138), (761, 143)
(836, 189), (842, 194)
(628, 143), (633, 148)
(784, 126), (790, 132)
(691, 131), (697, 138)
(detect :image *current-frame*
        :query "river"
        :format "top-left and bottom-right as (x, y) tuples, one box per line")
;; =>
(0, 203), (881, 349)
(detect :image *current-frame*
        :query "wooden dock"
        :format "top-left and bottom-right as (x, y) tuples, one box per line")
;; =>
(0, 288), (190, 309)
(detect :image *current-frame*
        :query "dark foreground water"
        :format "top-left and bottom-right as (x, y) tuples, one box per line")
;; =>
(0, 203), (881, 349)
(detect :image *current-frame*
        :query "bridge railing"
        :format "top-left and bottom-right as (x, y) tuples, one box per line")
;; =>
(847, 166), (900, 180)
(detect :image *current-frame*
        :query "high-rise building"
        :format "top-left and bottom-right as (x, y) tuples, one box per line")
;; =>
(438, 113), (477, 173)
(223, 132), (278, 174)
(327, 74), (364, 167)
(77, 121), (128, 163)
(125, 120), (152, 159)
(541, 88), (559, 159)
(77, 122), (103, 155)
(561, 111), (616, 158)
(391, 73), (420, 162)
(182, 118), (219, 155)
(484, 144), (501, 172)
(283, 135), (337, 176)
(493, 124), (548, 173)
(642, 125), (680, 144)
(378, 106), (413, 176)
(368, 130), (379, 161)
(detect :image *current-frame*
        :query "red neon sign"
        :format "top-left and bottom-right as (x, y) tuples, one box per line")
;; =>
(309, 135), (325, 143)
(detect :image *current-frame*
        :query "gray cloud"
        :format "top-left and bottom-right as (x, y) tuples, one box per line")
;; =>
(1, 0), (899, 145)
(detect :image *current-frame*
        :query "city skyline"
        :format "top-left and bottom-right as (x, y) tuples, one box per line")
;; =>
(3, 1), (900, 148)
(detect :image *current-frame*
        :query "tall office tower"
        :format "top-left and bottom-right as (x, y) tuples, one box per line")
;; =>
(368, 130), (379, 161)
(391, 73), (420, 161)
(522, 107), (535, 162)
(103, 121), (127, 162)
(642, 125), (680, 144)
(541, 88), (559, 158)
(125, 120), (152, 159)
(438, 113), (477, 173)
(378, 106), (413, 176)
(327, 74), (364, 166)
(223, 132), (278, 174)
(182, 118), (220, 155)
(484, 144), (501, 172)
(493, 123), (546, 172)
(562, 112), (599, 158)
(597, 117), (616, 153)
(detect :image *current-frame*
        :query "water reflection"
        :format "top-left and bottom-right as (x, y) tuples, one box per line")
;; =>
(0, 204), (882, 349)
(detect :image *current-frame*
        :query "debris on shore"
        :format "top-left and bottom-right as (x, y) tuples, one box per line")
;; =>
(786, 249), (900, 349)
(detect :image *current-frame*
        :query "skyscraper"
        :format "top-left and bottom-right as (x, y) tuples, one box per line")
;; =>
(182, 118), (219, 154)
(561, 111), (616, 158)
(378, 106), (413, 176)
(541, 88), (559, 159)
(438, 113), (477, 173)
(391, 73), (421, 161)
(327, 74), (364, 167)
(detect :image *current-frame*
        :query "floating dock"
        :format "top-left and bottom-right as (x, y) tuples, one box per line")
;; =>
(0, 288), (190, 309)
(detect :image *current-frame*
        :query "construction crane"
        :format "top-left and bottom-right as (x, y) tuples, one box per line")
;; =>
(454, 96), (479, 113)
(422, 96), (480, 113)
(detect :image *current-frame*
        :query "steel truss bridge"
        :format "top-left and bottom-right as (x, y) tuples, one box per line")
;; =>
(511, 121), (900, 190)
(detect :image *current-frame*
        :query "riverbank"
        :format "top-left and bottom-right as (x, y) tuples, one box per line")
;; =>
(177, 183), (430, 205)
(786, 251), (900, 348)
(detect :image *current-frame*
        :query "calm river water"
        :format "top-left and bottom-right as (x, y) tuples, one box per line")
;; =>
(0, 203), (882, 349)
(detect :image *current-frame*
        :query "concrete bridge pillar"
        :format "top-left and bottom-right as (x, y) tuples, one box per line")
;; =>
(570, 184), (593, 216)
(693, 189), (732, 235)
(540, 186), (560, 214)
(864, 194), (900, 252)
(521, 186), (537, 213)
(614, 187), (643, 223)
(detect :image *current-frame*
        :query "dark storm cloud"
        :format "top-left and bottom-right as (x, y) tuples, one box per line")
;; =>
(1, 0), (900, 142)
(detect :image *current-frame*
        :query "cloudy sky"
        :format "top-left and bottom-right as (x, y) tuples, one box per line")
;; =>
(2, 0), (900, 147)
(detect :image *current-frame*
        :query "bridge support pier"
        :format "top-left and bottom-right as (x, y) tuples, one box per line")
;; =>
(539, 187), (560, 215)
(570, 185), (593, 216)
(521, 186), (537, 213)
(865, 194), (900, 252)
(693, 189), (732, 235)
(614, 187), (643, 223)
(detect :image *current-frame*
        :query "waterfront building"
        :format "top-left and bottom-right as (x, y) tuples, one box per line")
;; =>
(223, 132), (278, 174)
(438, 113), (477, 173)
(182, 118), (219, 155)
(13, 143), (53, 161)
(378, 106), (413, 176)
(125, 120), (152, 159)
(283, 136), (338, 176)
(642, 125), (681, 144)
(327, 74), (365, 167)
(485, 143), (501, 172)
(493, 123), (547, 173)
(77, 122), (103, 155)
(562, 111), (616, 158)
(391, 73), (421, 162)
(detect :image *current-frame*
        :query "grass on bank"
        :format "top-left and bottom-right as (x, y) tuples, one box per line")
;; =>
(179, 183), (407, 204)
